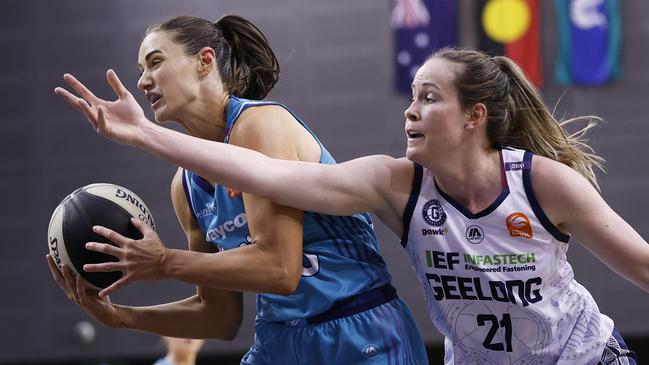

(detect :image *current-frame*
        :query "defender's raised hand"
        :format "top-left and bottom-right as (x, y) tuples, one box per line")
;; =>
(54, 69), (151, 147)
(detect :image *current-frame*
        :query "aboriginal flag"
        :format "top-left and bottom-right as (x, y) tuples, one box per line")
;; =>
(555, 0), (622, 86)
(392, 0), (458, 94)
(477, 0), (542, 86)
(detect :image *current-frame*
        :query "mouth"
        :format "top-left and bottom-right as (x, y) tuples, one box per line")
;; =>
(146, 92), (162, 108)
(406, 130), (423, 139)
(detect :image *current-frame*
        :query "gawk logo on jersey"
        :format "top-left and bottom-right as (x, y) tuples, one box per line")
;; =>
(422, 199), (446, 226)
(422, 227), (448, 236)
(506, 212), (533, 239)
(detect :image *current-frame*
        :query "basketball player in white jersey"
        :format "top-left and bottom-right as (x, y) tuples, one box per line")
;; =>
(64, 48), (646, 364)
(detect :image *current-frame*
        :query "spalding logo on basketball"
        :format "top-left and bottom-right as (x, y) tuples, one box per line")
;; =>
(47, 183), (155, 290)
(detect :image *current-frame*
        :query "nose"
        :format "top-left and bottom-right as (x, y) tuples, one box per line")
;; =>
(137, 71), (152, 91)
(404, 100), (419, 122)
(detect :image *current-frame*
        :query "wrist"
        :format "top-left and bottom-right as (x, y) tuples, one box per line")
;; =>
(136, 121), (162, 149)
(162, 249), (183, 279)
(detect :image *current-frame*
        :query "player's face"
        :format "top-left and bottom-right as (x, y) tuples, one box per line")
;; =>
(137, 31), (200, 123)
(404, 58), (466, 164)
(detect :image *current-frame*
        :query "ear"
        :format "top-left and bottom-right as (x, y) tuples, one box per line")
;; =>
(464, 103), (487, 130)
(197, 47), (216, 77)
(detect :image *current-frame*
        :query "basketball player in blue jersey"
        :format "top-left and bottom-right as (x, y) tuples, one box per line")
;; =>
(49, 15), (428, 364)
(71, 48), (649, 364)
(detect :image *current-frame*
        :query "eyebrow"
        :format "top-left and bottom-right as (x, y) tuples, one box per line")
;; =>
(411, 82), (441, 91)
(138, 50), (163, 69)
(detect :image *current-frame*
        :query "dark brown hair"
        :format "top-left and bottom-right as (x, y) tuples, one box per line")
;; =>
(146, 15), (280, 100)
(430, 48), (604, 189)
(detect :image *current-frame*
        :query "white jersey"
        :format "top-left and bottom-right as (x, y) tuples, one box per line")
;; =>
(401, 147), (613, 365)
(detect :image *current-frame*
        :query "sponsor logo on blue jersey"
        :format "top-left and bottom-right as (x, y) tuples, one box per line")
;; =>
(196, 203), (216, 219)
(206, 213), (247, 241)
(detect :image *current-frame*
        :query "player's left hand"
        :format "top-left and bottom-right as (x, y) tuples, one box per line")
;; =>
(83, 217), (169, 297)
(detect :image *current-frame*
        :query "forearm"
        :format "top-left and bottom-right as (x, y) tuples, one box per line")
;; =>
(164, 244), (298, 295)
(117, 294), (241, 339)
(137, 124), (362, 216)
(139, 124), (274, 196)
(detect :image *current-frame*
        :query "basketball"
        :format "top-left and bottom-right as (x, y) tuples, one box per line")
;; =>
(47, 183), (155, 290)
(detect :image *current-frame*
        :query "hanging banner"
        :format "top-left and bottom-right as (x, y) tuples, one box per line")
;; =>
(392, 0), (458, 94)
(555, 0), (622, 86)
(478, 0), (543, 86)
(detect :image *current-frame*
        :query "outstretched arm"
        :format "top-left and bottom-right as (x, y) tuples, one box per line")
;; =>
(533, 156), (649, 293)
(54, 70), (410, 221)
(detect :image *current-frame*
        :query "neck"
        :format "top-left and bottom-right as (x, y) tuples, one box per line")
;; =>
(425, 145), (502, 213)
(175, 92), (229, 142)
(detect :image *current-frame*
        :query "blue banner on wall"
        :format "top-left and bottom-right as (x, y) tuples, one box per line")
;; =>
(392, 0), (458, 94)
(555, 0), (622, 85)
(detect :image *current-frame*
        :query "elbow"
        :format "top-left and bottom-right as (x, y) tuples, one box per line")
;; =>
(267, 266), (300, 295)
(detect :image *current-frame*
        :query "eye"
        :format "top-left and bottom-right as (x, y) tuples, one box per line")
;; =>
(424, 94), (437, 103)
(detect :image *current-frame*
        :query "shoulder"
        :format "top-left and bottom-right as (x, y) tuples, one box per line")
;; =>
(530, 154), (601, 228)
(229, 104), (314, 159)
(232, 104), (296, 141)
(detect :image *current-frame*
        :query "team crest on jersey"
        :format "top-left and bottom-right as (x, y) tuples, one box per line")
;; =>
(465, 225), (485, 244)
(422, 199), (446, 226)
(506, 212), (533, 239)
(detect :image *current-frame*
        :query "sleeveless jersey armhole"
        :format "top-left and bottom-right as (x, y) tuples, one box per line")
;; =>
(400, 163), (423, 248)
(521, 152), (571, 243)
(180, 169), (199, 223)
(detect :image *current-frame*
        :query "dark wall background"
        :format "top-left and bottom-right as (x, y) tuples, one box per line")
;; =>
(1, 0), (648, 363)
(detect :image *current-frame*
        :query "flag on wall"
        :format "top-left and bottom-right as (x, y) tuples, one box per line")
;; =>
(392, 0), (458, 94)
(477, 0), (543, 86)
(555, 0), (622, 86)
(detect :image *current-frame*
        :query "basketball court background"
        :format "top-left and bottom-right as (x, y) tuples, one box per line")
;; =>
(0, 0), (647, 363)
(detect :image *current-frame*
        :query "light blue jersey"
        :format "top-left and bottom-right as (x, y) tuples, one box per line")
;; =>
(182, 96), (428, 364)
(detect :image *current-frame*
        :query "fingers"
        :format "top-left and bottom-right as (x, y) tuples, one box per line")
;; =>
(99, 276), (129, 298)
(76, 273), (88, 304)
(85, 241), (122, 258)
(92, 225), (130, 247)
(83, 261), (123, 273)
(54, 87), (84, 112)
(54, 83), (99, 130)
(130, 217), (153, 235)
(78, 98), (99, 129)
(96, 105), (108, 134)
(63, 73), (100, 105)
(46, 254), (67, 288)
(61, 264), (81, 303)
(106, 69), (129, 99)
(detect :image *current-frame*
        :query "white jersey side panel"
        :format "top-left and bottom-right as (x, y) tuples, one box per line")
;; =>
(402, 147), (613, 365)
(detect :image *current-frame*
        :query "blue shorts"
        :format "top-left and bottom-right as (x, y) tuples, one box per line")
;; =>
(599, 328), (637, 365)
(240, 285), (428, 365)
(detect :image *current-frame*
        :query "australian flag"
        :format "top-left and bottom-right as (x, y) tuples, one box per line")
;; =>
(392, 0), (458, 94)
